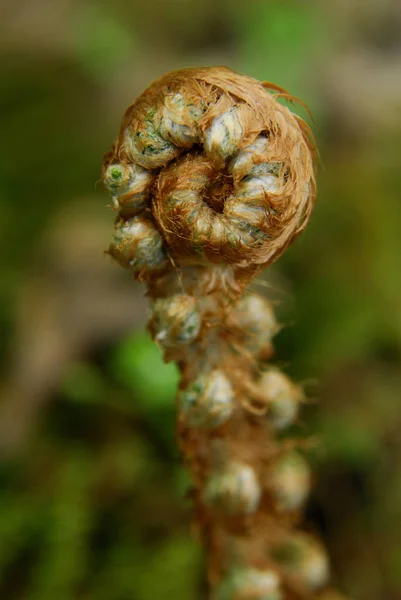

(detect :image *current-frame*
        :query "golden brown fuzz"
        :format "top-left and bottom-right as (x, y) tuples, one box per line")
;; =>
(101, 67), (347, 600)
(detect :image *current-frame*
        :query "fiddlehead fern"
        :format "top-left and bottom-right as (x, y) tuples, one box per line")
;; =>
(101, 67), (345, 600)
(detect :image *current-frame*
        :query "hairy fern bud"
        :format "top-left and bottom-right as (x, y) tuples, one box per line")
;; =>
(203, 462), (261, 516)
(267, 451), (311, 512)
(149, 294), (201, 349)
(123, 107), (180, 169)
(102, 161), (153, 211)
(257, 368), (302, 430)
(204, 107), (243, 164)
(179, 370), (235, 429)
(159, 92), (203, 147)
(104, 67), (315, 271)
(216, 567), (282, 600)
(109, 216), (168, 274)
(231, 294), (279, 357)
(271, 534), (329, 591)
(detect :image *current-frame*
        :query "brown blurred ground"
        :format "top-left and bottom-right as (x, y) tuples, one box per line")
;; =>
(0, 1), (401, 599)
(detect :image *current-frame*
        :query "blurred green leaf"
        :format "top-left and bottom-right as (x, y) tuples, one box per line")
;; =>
(135, 535), (200, 600)
(69, 5), (135, 80)
(236, 1), (329, 107)
(61, 362), (105, 403)
(319, 415), (379, 467)
(28, 451), (92, 600)
(0, 496), (40, 584)
(111, 330), (179, 410)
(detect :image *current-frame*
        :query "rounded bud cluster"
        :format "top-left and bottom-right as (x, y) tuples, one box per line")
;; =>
(109, 216), (168, 274)
(124, 108), (180, 169)
(204, 107), (243, 164)
(159, 92), (203, 147)
(257, 368), (302, 430)
(149, 294), (201, 349)
(232, 294), (278, 357)
(230, 136), (281, 185)
(216, 567), (282, 600)
(203, 461), (261, 516)
(179, 370), (235, 429)
(267, 451), (311, 512)
(103, 162), (131, 192)
(103, 161), (153, 212)
(103, 67), (316, 271)
(271, 534), (329, 591)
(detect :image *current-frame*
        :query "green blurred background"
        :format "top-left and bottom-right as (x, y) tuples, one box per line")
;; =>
(0, 0), (400, 598)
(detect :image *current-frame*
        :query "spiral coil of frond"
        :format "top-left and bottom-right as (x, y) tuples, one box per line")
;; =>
(101, 67), (344, 600)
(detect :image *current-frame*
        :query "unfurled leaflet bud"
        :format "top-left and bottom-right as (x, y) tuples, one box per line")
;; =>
(258, 369), (302, 430)
(230, 136), (271, 177)
(203, 462), (261, 516)
(179, 370), (235, 429)
(236, 164), (282, 200)
(150, 294), (201, 349)
(103, 162), (153, 211)
(271, 534), (329, 591)
(232, 294), (278, 357)
(124, 108), (180, 169)
(216, 567), (282, 600)
(229, 135), (270, 170)
(103, 163), (130, 192)
(267, 452), (311, 512)
(109, 216), (168, 274)
(204, 107), (243, 164)
(230, 135), (284, 190)
(160, 93), (202, 147)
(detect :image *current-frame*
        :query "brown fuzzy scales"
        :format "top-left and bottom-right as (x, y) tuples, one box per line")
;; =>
(101, 67), (346, 600)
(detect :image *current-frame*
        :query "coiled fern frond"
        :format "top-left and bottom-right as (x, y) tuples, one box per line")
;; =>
(101, 67), (346, 600)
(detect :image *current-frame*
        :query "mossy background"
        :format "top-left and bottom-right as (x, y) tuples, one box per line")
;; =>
(1, 1), (401, 599)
